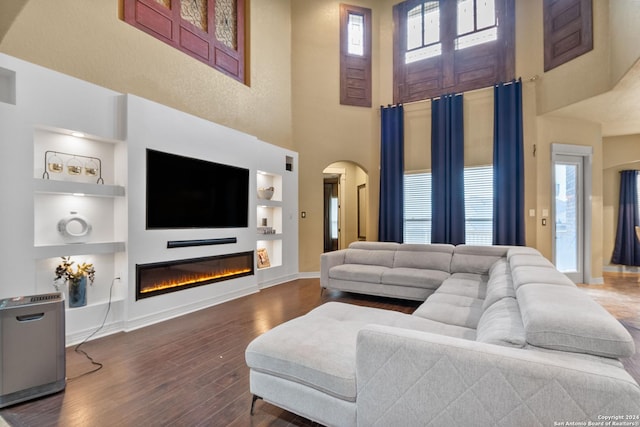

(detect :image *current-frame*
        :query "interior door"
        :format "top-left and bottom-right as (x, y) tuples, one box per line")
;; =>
(323, 178), (339, 252)
(553, 154), (584, 283)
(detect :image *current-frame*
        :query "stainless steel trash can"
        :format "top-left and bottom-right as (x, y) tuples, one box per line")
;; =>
(0, 292), (66, 408)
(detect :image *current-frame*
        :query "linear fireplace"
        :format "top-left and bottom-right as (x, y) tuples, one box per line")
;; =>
(136, 252), (254, 300)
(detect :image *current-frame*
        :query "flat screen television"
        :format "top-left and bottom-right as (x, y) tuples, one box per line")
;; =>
(146, 149), (249, 229)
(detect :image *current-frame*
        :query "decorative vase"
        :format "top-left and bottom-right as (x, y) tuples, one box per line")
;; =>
(68, 275), (87, 308)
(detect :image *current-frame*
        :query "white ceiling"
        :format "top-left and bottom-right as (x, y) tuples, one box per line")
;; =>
(548, 60), (640, 137)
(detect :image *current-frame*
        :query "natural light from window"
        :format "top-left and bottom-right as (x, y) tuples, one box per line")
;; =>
(403, 166), (493, 245)
(406, 2), (442, 64)
(331, 197), (339, 239)
(456, 0), (497, 50)
(347, 12), (364, 56)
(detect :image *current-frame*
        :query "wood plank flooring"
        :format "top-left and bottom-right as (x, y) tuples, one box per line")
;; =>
(1, 274), (638, 427)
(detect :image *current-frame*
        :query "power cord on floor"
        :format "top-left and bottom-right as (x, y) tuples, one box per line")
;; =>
(67, 276), (120, 381)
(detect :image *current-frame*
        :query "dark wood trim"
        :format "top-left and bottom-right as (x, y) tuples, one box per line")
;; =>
(393, 0), (515, 103)
(340, 4), (372, 107)
(544, 0), (593, 72)
(122, 0), (247, 84)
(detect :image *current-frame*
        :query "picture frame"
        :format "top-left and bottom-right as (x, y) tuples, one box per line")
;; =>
(257, 248), (271, 269)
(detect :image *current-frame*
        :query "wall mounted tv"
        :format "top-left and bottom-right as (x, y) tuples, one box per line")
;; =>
(146, 149), (249, 229)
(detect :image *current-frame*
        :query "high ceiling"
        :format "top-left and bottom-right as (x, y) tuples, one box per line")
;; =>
(548, 59), (640, 137)
(0, 1), (28, 45)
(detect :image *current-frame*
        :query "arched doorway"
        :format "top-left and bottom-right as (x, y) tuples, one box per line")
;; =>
(323, 161), (368, 252)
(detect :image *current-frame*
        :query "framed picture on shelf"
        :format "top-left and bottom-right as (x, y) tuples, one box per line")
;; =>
(257, 248), (270, 269)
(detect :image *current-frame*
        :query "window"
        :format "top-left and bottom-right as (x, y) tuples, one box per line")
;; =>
(122, 0), (246, 84)
(404, 172), (432, 243)
(405, 2), (442, 64)
(456, 0), (498, 50)
(464, 165), (493, 245)
(393, 0), (515, 103)
(403, 165), (493, 244)
(340, 4), (372, 107)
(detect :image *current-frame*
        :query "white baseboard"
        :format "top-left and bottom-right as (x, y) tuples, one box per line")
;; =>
(587, 276), (604, 285)
(603, 265), (640, 274)
(66, 320), (125, 347)
(259, 273), (300, 289)
(65, 299), (126, 346)
(123, 286), (259, 333)
(298, 271), (320, 279)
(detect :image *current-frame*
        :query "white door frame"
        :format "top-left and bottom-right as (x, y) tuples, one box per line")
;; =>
(551, 143), (593, 284)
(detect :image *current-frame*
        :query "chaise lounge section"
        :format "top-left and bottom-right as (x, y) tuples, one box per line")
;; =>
(246, 243), (640, 426)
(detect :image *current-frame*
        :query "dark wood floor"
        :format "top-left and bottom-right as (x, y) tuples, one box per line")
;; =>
(1, 274), (638, 427)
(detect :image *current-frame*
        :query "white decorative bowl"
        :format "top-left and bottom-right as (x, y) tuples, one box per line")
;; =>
(258, 187), (274, 200)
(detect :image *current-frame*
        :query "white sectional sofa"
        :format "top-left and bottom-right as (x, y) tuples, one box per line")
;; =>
(246, 243), (640, 427)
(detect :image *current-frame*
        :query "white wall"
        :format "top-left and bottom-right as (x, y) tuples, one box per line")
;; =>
(0, 53), (299, 344)
(123, 95), (299, 331)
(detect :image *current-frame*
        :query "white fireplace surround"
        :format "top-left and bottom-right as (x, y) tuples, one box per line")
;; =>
(0, 53), (299, 345)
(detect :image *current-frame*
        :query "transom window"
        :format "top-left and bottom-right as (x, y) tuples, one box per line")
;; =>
(456, 0), (498, 50)
(393, 0), (514, 103)
(340, 4), (372, 107)
(405, 2), (442, 64)
(347, 12), (365, 56)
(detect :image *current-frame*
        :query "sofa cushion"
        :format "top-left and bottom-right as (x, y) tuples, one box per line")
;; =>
(381, 268), (449, 289)
(348, 241), (400, 251)
(393, 244), (454, 272)
(488, 258), (508, 276)
(511, 266), (575, 291)
(329, 264), (388, 284)
(450, 245), (510, 275)
(344, 248), (395, 268)
(245, 302), (474, 402)
(482, 271), (515, 310)
(476, 297), (526, 348)
(413, 293), (484, 329)
(436, 276), (487, 299)
(450, 272), (490, 283)
(508, 253), (556, 269)
(506, 246), (542, 259)
(517, 284), (636, 358)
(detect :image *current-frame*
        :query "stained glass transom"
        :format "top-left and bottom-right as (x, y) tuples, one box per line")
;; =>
(154, 0), (171, 8)
(215, 0), (237, 50)
(181, 0), (208, 32)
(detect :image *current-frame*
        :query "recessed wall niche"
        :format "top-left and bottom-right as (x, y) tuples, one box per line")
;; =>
(0, 67), (16, 105)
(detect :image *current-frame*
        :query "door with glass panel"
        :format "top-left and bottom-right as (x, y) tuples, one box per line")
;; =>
(553, 155), (584, 283)
(323, 178), (339, 252)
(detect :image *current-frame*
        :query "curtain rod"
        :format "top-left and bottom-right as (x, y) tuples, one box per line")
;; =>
(393, 75), (539, 107)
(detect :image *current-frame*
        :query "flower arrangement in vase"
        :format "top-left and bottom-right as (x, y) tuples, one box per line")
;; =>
(54, 256), (95, 308)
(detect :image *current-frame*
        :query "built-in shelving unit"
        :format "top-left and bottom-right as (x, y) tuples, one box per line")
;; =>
(32, 126), (127, 315)
(1, 53), (299, 344)
(34, 242), (126, 259)
(33, 179), (125, 197)
(256, 171), (283, 270)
